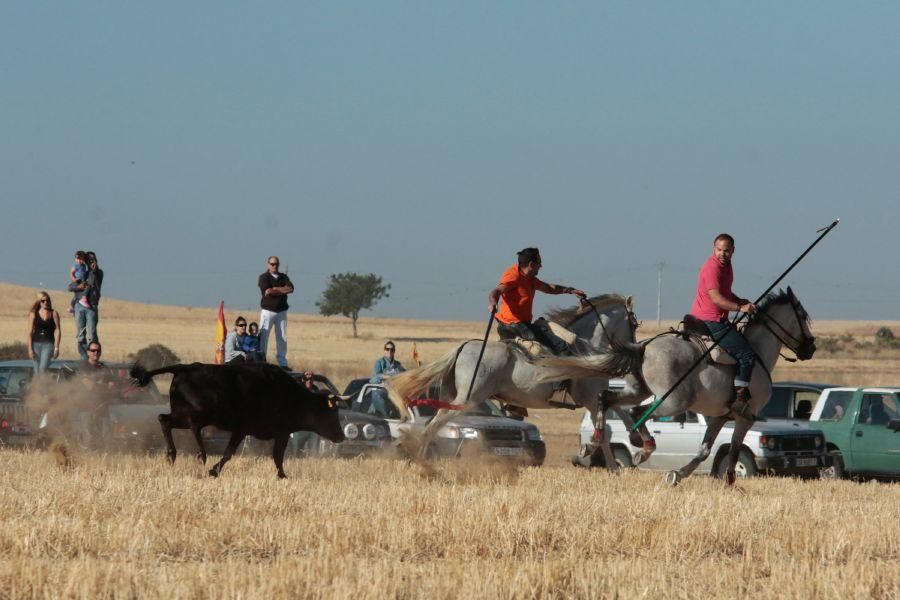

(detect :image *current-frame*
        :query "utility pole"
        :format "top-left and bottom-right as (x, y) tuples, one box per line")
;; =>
(656, 262), (665, 330)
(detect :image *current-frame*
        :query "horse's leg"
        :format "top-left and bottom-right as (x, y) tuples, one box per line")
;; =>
(418, 408), (457, 461)
(208, 431), (245, 478)
(723, 417), (754, 486)
(616, 406), (657, 466)
(664, 415), (729, 486)
(572, 393), (617, 470)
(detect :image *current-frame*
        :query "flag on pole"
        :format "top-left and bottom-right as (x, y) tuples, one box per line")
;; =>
(412, 342), (421, 367)
(215, 301), (226, 364)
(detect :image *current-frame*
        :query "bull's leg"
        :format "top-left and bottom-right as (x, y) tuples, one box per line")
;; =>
(664, 415), (729, 486)
(272, 433), (290, 479)
(617, 406), (656, 466)
(158, 414), (178, 464)
(208, 431), (245, 478)
(190, 423), (207, 464)
(723, 417), (754, 486)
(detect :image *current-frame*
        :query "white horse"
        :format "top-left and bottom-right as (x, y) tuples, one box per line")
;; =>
(386, 294), (637, 468)
(538, 287), (816, 485)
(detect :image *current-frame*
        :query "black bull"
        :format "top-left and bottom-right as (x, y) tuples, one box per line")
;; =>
(130, 362), (345, 478)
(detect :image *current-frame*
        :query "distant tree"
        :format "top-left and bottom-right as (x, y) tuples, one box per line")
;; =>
(317, 273), (390, 338)
(128, 344), (181, 370)
(0, 342), (28, 361)
(875, 327), (895, 342)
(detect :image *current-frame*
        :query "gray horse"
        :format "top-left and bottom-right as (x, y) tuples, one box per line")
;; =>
(538, 287), (816, 485)
(386, 294), (637, 468)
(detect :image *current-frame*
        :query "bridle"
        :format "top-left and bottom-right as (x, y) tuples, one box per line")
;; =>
(749, 296), (815, 362)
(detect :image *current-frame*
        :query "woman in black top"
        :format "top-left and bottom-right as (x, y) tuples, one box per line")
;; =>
(27, 292), (61, 373)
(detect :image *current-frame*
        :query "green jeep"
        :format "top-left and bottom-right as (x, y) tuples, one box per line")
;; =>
(809, 387), (900, 479)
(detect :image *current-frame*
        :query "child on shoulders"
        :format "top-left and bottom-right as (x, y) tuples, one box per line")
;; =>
(241, 322), (264, 362)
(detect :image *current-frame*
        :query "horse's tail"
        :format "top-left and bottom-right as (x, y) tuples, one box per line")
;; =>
(535, 342), (644, 382)
(130, 363), (196, 387)
(386, 346), (462, 420)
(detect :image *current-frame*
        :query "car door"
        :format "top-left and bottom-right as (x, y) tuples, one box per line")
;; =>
(849, 392), (900, 475)
(642, 412), (703, 470)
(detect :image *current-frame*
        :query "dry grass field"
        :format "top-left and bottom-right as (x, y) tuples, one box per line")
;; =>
(2, 282), (899, 598)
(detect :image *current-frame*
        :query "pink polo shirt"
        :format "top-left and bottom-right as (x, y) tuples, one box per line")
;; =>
(690, 255), (734, 321)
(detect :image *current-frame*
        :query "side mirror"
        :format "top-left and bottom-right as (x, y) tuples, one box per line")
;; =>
(887, 419), (900, 433)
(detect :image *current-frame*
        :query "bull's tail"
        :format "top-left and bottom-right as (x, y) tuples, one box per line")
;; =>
(535, 342), (645, 383)
(385, 346), (463, 420)
(130, 363), (197, 387)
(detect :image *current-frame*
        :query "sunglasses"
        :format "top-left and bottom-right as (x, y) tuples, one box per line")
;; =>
(88, 348), (101, 354)
(384, 347), (395, 352)
(40, 299), (50, 303)
(236, 323), (246, 327)
(269, 262), (279, 266)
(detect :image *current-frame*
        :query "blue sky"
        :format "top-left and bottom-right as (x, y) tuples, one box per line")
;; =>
(2, 2), (897, 321)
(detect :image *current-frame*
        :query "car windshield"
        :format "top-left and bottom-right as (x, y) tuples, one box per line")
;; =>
(468, 400), (505, 417)
(0, 367), (32, 398)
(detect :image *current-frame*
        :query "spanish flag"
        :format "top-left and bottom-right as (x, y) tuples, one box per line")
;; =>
(215, 301), (226, 364)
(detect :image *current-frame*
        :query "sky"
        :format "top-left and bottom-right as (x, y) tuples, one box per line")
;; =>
(2, 2), (898, 322)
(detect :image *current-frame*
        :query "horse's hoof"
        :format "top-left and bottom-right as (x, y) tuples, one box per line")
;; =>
(632, 451), (647, 466)
(277, 471), (287, 479)
(664, 470), (682, 487)
(208, 468), (219, 478)
(725, 470), (736, 486)
(571, 455), (591, 468)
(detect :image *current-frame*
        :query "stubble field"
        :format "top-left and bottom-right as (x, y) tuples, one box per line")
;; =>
(1, 282), (898, 598)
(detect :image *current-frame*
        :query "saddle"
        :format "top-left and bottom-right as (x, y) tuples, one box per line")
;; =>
(508, 321), (578, 357)
(680, 315), (737, 366)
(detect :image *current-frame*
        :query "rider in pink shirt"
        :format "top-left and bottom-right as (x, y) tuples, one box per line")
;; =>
(690, 234), (758, 419)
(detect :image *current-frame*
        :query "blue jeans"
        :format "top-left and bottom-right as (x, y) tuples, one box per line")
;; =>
(705, 319), (756, 387)
(74, 303), (99, 360)
(31, 341), (53, 373)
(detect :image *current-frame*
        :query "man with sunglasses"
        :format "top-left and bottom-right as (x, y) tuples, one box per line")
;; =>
(368, 342), (405, 417)
(76, 341), (115, 448)
(258, 256), (294, 367)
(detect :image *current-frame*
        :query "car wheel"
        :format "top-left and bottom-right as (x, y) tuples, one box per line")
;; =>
(613, 446), (635, 469)
(716, 450), (758, 479)
(821, 452), (845, 480)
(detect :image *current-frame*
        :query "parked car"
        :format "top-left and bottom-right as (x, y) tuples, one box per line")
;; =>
(342, 378), (369, 399)
(757, 381), (838, 421)
(808, 386), (900, 479)
(579, 380), (833, 478)
(349, 383), (546, 465)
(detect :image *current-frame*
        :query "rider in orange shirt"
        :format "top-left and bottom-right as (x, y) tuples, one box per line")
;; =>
(488, 247), (586, 355)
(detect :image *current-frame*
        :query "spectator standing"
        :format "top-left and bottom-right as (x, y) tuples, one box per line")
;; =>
(224, 317), (248, 364)
(258, 256), (294, 367)
(73, 251), (103, 359)
(26, 292), (61, 373)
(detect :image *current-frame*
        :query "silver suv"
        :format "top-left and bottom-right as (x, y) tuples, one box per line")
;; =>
(579, 381), (832, 478)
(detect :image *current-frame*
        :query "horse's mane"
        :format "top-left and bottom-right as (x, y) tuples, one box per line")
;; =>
(546, 293), (628, 327)
(749, 288), (812, 327)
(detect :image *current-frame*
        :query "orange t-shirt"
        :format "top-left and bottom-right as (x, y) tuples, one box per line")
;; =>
(495, 264), (542, 324)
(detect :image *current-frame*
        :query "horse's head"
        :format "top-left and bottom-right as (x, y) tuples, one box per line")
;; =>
(750, 286), (816, 360)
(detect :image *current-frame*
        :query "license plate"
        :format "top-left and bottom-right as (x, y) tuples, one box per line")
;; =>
(795, 457), (818, 467)
(490, 446), (523, 456)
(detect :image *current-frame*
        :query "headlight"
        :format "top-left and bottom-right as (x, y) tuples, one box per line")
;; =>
(525, 428), (542, 441)
(760, 436), (777, 451)
(814, 435), (823, 448)
(362, 423), (376, 440)
(438, 425), (479, 439)
(343, 423), (359, 439)
(375, 425), (389, 439)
